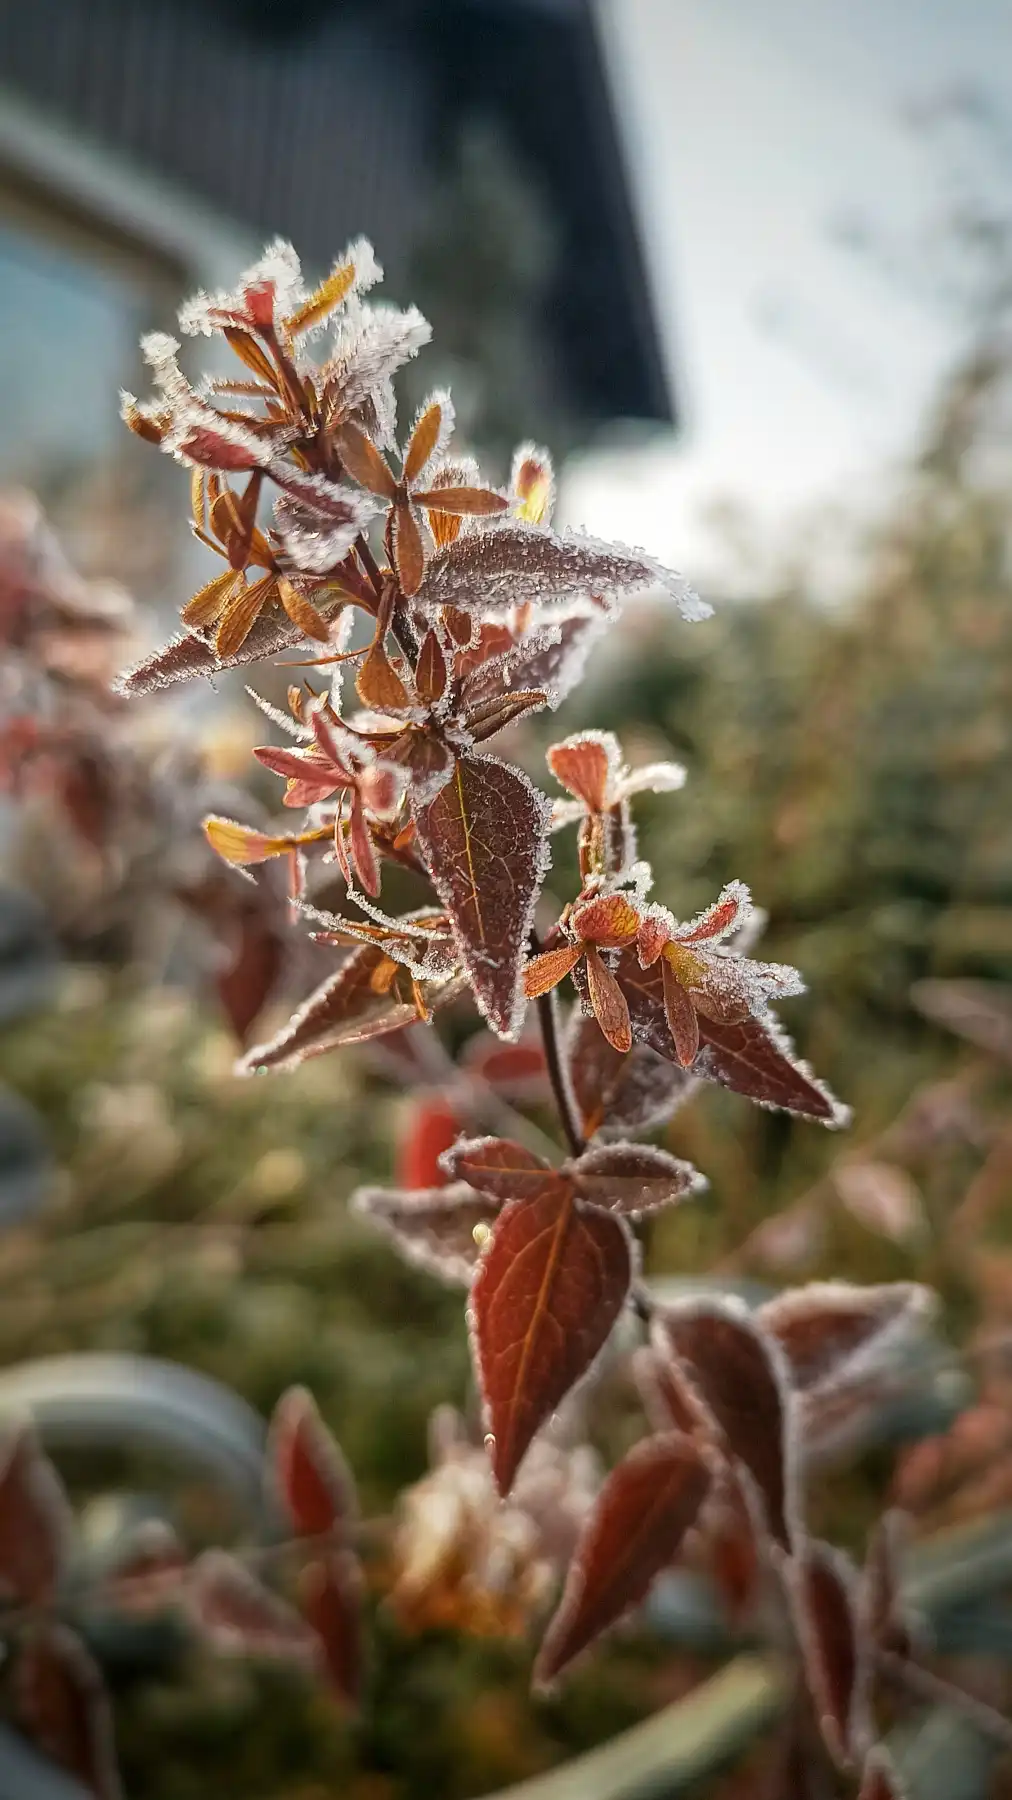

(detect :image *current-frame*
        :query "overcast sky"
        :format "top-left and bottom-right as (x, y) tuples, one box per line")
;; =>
(564, 0), (1012, 594)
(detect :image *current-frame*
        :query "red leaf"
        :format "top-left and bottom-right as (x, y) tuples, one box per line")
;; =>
(566, 1011), (693, 1140)
(441, 1134), (553, 1201)
(547, 734), (614, 809)
(0, 1423), (72, 1606)
(15, 1624), (122, 1800)
(217, 911), (283, 1043)
(269, 1387), (356, 1541)
(758, 1282), (933, 1393)
(653, 1301), (798, 1551)
(352, 1181), (501, 1284)
(461, 1033), (548, 1103)
(297, 1550), (364, 1707)
(533, 1432), (711, 1685)
(612, 950), (844, 1124)
(703, 1473), (762, 1624)
(412, 752), (551, 1039)
(187, 1550), (319, 1663)
(472, 1186), (633, 1494)
(570, 1141), (704, 1215)
(396, 1097), (462, 1189)
(791, 1540), (869, 1770)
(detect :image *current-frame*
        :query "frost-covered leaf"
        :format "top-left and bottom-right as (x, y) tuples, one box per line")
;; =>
(570, 1142), (704, 1215)
(352, 1181), (501, 1285)
(274, 486), (375, 575)
(440, 1135), (553, 1201)
(188, 1551), (319, 1662)
(631, 1346), (713, 1439)
(758, 1282), (934, 1394)
(702, 1472), (762, 1623)
(268, 1387), (355, 1541)
(791, 1541), (868, 1770)
(15, 1623), (122, 1800)
(412, 752), (551, 1039)
(511, 442), (555, 526)
(413, 524), (707, 620)
(0, 1422), (73, 1605)
(464, 687), (549, 742)
(612, 949), (846, 1125)
(860, 1511), (915, 1659)
(297, 1550), (364, 1707)
(113, 596), (347, 697)
(566, 1010), (694, 1140)
(472, 1186), (633, 1494)
(533, 1432), (711, 1686)
(237, 946), (464, 1073)
(653, 1300), (798, 1551)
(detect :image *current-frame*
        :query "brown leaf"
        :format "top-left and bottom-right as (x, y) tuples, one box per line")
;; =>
(415, 627), (448, 703)
(662, 958), (700, 1066)
(471, 1185), (633, 1494)
(215, 573), (276, 659)
(570, 1142), (703, 1214)
(217, 911), (282, 1043)
(283, 259), (357, 335)
(269, 1387), (356, 1541)
(352, 1181), (500, 1284)
(237, 947), (464, 1073)
(297, 1550), (364, 1707)
(180, 567), (242, 629)
(187, 1551), (319, 1663)
(441, 1135), (553, 1201)
(403, 394), (448, 483)
(631, 1346), (714, 1440)
(612, 950), (843, 1124)
(585, 946), (632, 1052)
(758, 1282), (933, 1393)
(523, 943), (583, 998)
(277, 576), (331, 642)
(335, 422), (397, 499)
(464, 688), (549, 742)
(114, 607), (311, 696)
(412, 752), (551, 1039)
(392, 500), (426, 596)
(833, 1162), (925, 1243)
(413, 484), (507, 516)
(356, 633), (411, 711)
(533, 1432), (711, 1685)
(791, 1541), (868, 1770)
(413, 524), (705, 619)
(566, 1011), (694, 1140)
(860, 1511), (915, 1659)
(0, 1423), (72, 1606)
(15, 1624), (122, 1800)
(653, 1301), (798, 1550)
(703, 1472), (762, 1624)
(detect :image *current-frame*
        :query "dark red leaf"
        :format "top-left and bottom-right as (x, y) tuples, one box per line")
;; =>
(758, 1282), (933, 1393)
(352, 1180), (501, 1284)
(612, 950), (843, 1124)
(15, 1624), (122, 1800)
(269, 1387), (356, 1541)
(237, 948), (465, 1073)
(703, 1472), (762, 1624)
(441, 1134), (553, 1201)
(297, 1550), (364, 1707)
(414, 524), (704, 620)
(412, 752), (551, 1039)
(791, 1540), (868, 1770)
(396, 1097), (463, 1189)
(461, 1032), (548, 1103)
(0, 1423), (72, 1605)
(653, 1301), (798, 1550)
(472, 1186), (633, 1494)
(187, 1551), (319, 1663)
(570, 1141), (703, 1215)
(566, 1010), (694, 1140)
(533, 1432), (711, 1685)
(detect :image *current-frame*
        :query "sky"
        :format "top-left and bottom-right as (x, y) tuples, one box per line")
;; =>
(564, 0), (1012, 596)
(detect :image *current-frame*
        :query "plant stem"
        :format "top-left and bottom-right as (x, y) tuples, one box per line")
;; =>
(529, 935), (584, 1159)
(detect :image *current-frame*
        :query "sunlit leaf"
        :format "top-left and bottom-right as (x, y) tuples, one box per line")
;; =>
(533, 1432), (711, 1686)
(471, 1184), (633, 1494)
